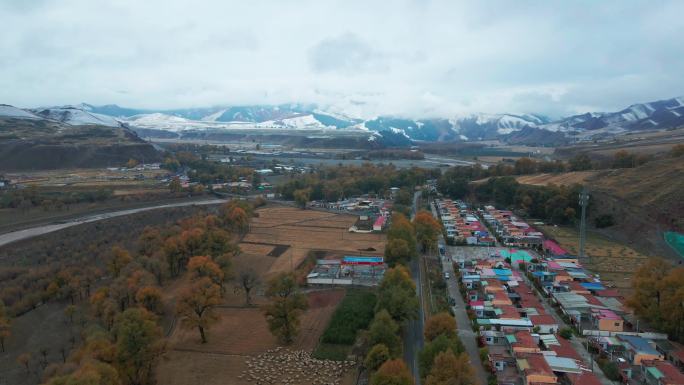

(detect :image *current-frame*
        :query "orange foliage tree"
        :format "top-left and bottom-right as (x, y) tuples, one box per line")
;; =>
(413, 210), (442, 253)
(176, 277), (221, 343)
(425, 350), (475, 385)
(424, 312), (457, 342)
(370, 359), (414, 385)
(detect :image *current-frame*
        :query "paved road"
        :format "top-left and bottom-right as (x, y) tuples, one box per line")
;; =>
(403, 190), (425, 385)
(0, 198), (227, 248)
(430, 203), (489, 385)
(441, 254), (489, 385)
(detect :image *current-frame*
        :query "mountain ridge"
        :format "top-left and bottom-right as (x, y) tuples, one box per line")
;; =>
(3, 96), (683, 146)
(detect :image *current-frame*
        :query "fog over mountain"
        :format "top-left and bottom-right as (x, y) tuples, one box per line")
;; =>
(1, 0), (684, 118)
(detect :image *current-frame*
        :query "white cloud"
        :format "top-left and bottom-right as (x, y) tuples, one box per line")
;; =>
(0, 0), (682, 118)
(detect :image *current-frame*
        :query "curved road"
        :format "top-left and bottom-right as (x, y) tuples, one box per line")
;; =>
(0, 198), (227, 248)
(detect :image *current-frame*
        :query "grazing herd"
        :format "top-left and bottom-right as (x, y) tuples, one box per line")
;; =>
(239, 347), (355, 385)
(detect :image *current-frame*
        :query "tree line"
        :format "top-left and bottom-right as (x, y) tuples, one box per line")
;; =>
(438, 165), (584, 225)
(0, 187), (113, 211)
(0, 198), (263, 385)
(278, 164), (441, 203)
(628, 258), (684, 342)
(369, 207), (474, 384)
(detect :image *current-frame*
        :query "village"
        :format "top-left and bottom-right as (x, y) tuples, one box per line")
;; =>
(434, 198), (684, 385)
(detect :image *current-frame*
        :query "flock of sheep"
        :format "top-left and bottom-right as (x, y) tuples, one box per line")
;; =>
(239, 347), (356, 385)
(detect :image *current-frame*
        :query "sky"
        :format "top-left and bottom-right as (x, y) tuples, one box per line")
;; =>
(1, 0), (683, 119)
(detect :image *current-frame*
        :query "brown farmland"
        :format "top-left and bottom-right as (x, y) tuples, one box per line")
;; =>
(157, 206), (381, 385)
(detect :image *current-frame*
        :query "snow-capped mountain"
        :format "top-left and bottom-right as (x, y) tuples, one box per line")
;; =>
(543, 97), (684, 136)
(30, 105), (123, 127)
(4, 96), (683, 146)
(0, 104), (42, 120)
(451, 113), (550, 138)
(361, 114), (548, 142)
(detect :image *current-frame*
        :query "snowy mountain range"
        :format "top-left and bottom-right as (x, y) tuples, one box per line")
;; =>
(2, 96), (683, 146)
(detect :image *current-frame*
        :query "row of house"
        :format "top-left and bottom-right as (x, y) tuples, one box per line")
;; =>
(468, 202), (684, 385)
(435, 199), (495, 245)
(461, 254), (602, 385)
(480, 205), (545, 249)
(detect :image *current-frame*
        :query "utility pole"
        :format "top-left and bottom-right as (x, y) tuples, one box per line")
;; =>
(578, 187), (589, 259)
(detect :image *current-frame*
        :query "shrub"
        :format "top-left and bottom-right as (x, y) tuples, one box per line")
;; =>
(559, 327), (573, 340)
(365, 344), (390, 371)
(594, 214), (615, 228)
(598, 359), (621, 381)
(321, 290), (377, 345)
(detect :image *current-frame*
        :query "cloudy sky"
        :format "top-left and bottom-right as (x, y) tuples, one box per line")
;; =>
(1, 0), (683, 118)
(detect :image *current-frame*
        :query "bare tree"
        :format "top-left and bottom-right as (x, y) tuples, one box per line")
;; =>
(235, 268), (260, 306)
(39, 348), (49, 369)
(17, 353), (31, 374)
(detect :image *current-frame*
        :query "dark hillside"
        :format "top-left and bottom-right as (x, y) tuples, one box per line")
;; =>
(0, 118), (161, 171)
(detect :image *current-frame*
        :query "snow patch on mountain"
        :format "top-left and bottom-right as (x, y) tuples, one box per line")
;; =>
(259, 114), (328, 129)
(389, 127), (410, 138)
(0, 105), (41, 119)
(201, 109), (228, 122)
(31, 106), (121, 127)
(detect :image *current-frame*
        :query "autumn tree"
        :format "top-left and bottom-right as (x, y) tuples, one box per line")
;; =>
(660, 268), (684, 341)
(64, 304), (77, 325)
(235, 268), (260, 306)
(176, 277), (222, 343)
(263, 273), (308, 344)
(225, 206), (250, 234)
(387, 213), (417, 254)
(219, 200), (254, 222)
(108, 246), (133, 278)
(568, 154), (593, 171)
(629, 258), (684, 341)
(126, 158), (139, 169)
(628, 258), (671, 327)
(135, 286), (164, 314)
(418, 334), (465, 378)
(413, 211), (442, 253)
(368, 310), (402, 358)
(137, 227), (163, 257)
(425, 350), (475, 385)
(365, 344), (391, 371)
(370, 359), (414, 385)
(90, 287), (119, 330)
(169, 177), (182, 193)
(437, 173), (469, 200)
(293, 189), (310, 209)
(0, 300), (10, 352)
(17, 352), (31, 374)
(424, 312), (456, 342)
(671, 144), (684, 157)
(514, 157), (537, 175)
(187, 256), (225, 292)
(376, 266), (419, 323)
(385, 238), (413, 267)
(46, 360), (121, 385)
(613, 150), (636, 168)
(114, 308), (163, 385)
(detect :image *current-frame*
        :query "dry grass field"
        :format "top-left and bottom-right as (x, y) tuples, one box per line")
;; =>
(243, 206), (385, 279)
(515, 171), (600, 186)
(540, 225), (649, 296)
(157, 290), (347, 385)
(157, 206), (379, 385)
